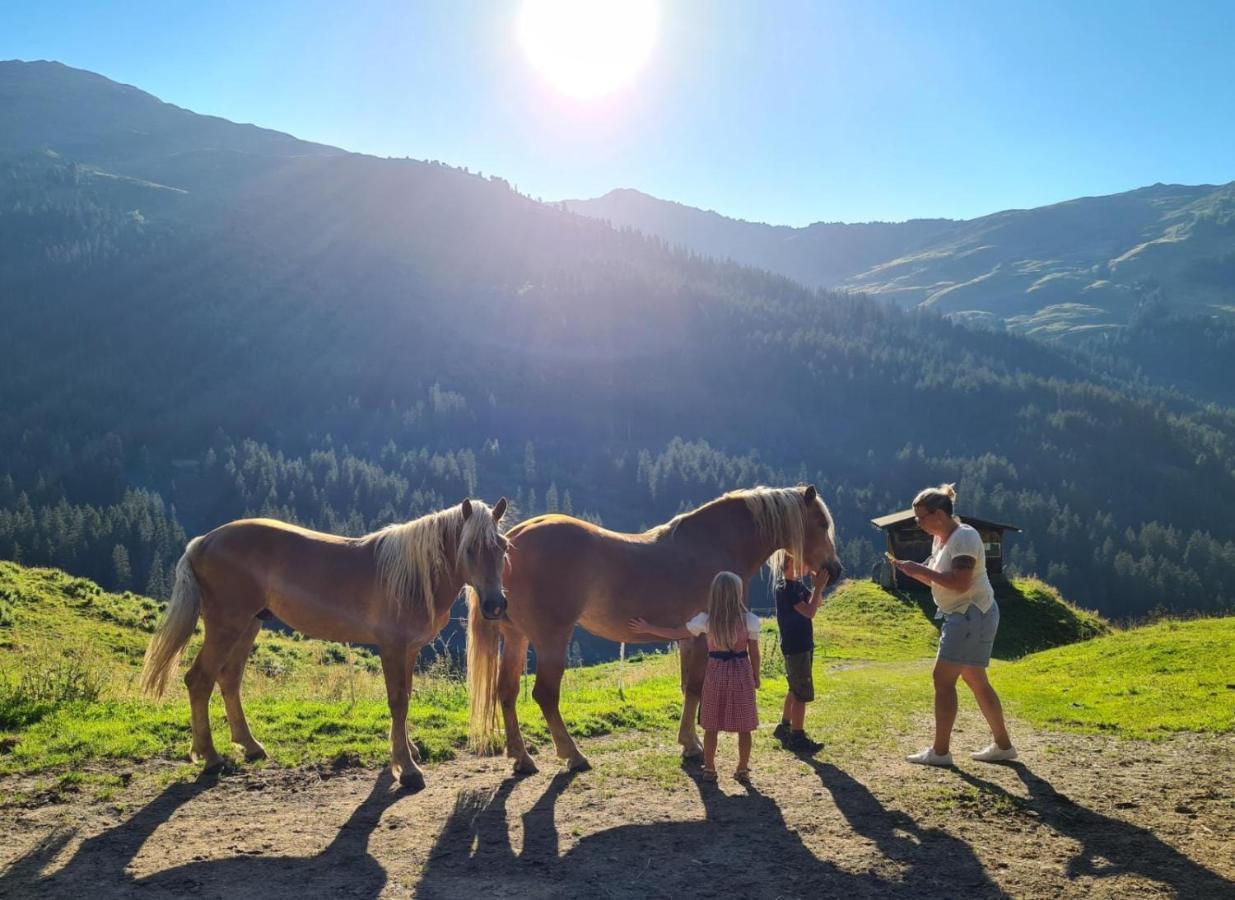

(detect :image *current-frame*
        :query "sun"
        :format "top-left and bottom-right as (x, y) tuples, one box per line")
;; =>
(518, 0), (658, 100)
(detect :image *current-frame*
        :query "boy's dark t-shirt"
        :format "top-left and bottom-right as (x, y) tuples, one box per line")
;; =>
(775, 579), (814, 655)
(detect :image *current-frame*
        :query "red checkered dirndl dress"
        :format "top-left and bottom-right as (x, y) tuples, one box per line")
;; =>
(700, 624), (759, 733)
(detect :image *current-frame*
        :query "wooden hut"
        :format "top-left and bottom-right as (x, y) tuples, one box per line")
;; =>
(870, 509), (1020, 590)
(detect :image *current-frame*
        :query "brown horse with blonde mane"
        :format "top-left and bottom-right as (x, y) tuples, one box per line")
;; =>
(141, 498), (508, 792)
(468, 485), (840, 773)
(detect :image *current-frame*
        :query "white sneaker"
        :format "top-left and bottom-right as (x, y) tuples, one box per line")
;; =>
(906, 747), (954, 767)
(971, 743), (1018, 763)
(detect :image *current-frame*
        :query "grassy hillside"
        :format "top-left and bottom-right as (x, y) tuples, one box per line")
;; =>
(998, 617), (1235, 737)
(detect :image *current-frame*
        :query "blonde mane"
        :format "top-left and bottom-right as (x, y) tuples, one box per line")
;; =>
(658, 485), (834, 585)
(370, 500), (500, 617)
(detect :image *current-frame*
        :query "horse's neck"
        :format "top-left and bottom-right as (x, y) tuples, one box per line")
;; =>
(672, 497), (777, 578)
(430, 568), (465, 627)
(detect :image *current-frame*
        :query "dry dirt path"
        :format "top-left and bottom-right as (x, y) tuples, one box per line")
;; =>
(2, 714), (1233, 899)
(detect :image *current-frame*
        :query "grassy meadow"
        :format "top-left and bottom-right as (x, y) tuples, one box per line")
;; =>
(1, 559), (1232, 800)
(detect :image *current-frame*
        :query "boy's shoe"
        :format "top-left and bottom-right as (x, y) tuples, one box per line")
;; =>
(906, 747), (954, 767)
(773, 721), (791, 741)
(787, 732), (823, 754)
(971, 743), (1018, 763)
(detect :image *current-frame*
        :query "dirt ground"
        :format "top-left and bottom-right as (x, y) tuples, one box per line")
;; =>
(2, 713), (1233, 899)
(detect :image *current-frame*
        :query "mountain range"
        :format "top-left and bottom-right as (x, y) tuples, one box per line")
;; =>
(2, 59), (1234, 628)
(565, 183), (1235, 341)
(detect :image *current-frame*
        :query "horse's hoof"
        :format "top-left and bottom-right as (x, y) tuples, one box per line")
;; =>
(200, 755), (226, 774)
(397, 766), (426, 794)
(566, 754), (592, 773)
(513, 757), (539, 776)
(244, 744), (268, 762)
(681, 749), (704, 762)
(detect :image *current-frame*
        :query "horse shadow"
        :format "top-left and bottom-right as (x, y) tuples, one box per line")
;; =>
(1, 769), (400, 899)
(956, 762), (1233, 894)
(416, 761), (1009, 899)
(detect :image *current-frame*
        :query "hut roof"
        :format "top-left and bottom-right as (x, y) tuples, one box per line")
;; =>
(870, 509), (1021, 533)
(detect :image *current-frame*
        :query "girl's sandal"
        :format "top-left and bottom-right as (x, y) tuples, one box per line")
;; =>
(700, 767), (718, 783)
(734, 768), (752, 785)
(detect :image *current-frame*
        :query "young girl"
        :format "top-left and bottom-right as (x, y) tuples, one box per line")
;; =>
(630, 571), (762, 783)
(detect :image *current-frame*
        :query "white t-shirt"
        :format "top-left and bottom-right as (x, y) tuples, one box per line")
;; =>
(926, 524), (995, 614)
(685, 610), (762, 645)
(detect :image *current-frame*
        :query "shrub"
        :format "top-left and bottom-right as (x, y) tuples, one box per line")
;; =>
(0, 651), (107, 729)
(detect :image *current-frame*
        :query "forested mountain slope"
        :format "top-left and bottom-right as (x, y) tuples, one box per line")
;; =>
(567, 183), (1235, 345)
(2, 60), (1234, 621)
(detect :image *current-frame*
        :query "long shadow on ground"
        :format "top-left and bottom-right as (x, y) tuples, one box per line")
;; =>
(956, 762), (1233, 894)
(0, 769), (399, 899)
(415, 762), (1008, 899)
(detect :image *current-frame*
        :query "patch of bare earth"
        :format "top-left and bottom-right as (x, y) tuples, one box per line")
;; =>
(1, 716), (1232, 899)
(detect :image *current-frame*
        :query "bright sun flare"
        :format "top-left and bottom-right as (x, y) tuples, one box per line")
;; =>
(518, 0), (658, 100)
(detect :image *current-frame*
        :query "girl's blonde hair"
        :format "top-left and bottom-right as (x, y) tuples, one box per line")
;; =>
(912, 482), (958, 518)
(707, 571), (748, 651)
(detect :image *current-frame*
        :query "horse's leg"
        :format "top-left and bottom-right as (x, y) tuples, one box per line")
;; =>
(531, 631), (590, 772)
(498, 627), (537, 775)
(184, 618), (245, 772)
(403, 644), (423, 764)
(677, 635), (707, 758)
(380, 643), (425, 793)
(217, 618), (266, 761)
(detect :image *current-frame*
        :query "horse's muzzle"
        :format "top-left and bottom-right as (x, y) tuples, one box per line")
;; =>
(480, 593), (508, 620)
(821, 558), (844, 585)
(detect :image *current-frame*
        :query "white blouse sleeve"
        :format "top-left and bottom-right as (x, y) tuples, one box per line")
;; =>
(958, 528), (986, 560)
(745, 612), (762, 638)
(685, 612), (709, 636)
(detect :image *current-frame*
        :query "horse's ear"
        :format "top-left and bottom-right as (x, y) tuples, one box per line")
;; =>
(803, 485), (817, 505)
(461, 499), (473, 520)
(493, 497), (508, 522)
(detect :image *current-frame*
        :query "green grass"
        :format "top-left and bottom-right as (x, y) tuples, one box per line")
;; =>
(0, 560), (1230, 789)
(997, 617), (1235, 738)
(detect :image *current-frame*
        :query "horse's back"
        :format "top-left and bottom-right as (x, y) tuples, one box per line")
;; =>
(505, 513), (701, 641)
(192, 518), (369, 594)
(190, 518), (389, 642)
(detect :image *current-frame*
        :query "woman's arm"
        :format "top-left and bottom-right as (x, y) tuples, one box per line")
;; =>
(893, 557), (976, 592)
(627, 617), (693, 641)
(748, 638), (761, 689)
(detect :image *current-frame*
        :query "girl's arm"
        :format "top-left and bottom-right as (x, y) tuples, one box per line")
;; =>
(628, 617), (693, 641)
(748, 637), (761, 689)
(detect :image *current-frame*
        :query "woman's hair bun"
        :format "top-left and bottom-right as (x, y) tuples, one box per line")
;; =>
(940, 483), (957, 500)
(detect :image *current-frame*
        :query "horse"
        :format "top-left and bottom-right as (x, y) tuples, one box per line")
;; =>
(467, 485), (841, 773)
(141, 497), (508, 792)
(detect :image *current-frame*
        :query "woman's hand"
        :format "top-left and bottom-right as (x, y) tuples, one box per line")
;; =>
(894, 559), (938, 587)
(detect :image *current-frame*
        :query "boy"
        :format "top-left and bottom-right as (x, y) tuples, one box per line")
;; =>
(773, 558), (827, 753)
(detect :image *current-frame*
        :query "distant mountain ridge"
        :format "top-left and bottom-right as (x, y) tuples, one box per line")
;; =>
(565, 182), (1235, 340)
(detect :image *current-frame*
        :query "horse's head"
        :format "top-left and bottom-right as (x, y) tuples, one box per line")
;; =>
(796, 485), (843, 582)
(459, 497), (509, 620)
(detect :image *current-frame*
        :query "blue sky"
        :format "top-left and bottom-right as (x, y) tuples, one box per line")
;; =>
(3, 0), (1233, 225)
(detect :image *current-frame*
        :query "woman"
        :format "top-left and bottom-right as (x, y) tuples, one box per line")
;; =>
(890, 483), (1017, 766)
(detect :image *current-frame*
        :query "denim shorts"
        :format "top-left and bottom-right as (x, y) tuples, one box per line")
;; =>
(937, 601), (1000, 668)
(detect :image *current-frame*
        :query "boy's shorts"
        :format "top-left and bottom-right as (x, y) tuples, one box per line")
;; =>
(783, 650), (814, 702)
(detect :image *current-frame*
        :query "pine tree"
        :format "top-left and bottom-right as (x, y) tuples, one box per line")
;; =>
(112, 544), (132, 590)
(524, 441), (536, 485)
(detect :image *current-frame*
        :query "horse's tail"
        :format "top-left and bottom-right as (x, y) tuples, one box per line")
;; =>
(466, 585), (502, 754)
(141, 537), (204, 698)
